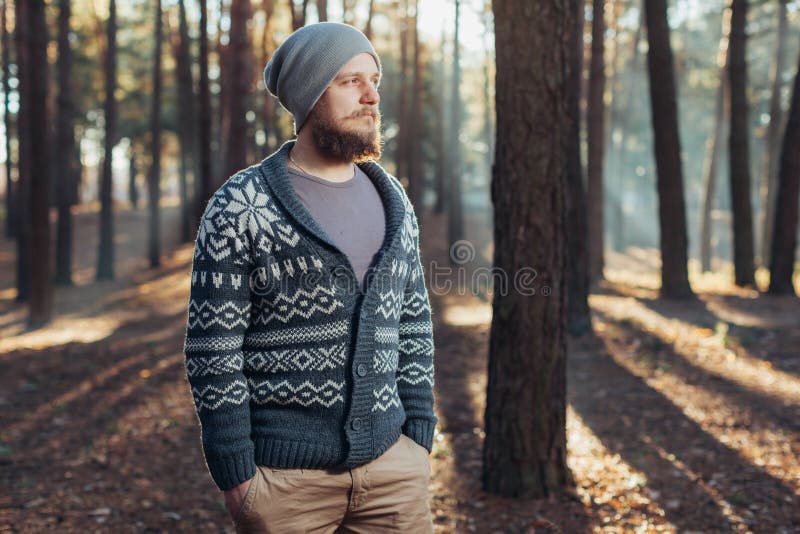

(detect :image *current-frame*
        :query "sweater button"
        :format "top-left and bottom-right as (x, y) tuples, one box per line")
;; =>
(356, 363), (367, 377)
(351, 418), (362, 431)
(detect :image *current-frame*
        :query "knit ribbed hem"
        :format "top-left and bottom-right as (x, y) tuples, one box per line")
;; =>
(253, 437), (344, 469)
(207, 448), (257, 491)
(402, 419), (437, 453)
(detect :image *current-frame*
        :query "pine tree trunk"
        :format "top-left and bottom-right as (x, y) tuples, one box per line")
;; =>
(433, 26), (446, 216)
(396, 0), (409, 183)
(55, 0), (76, 286)
(129, 147), (139, 210)
(224, 0), (253, 177)
(27, 0), (53, 326)
(196, 0), (214, 221)
(407, 0), (423, 209)
(260, 0), (277, 154)
(2, 0), (13, 239)
(700, 7), (731, 273)
(175, 0), (198, 241)
(728, 0), (755, 287)
(364, 0), (375, 40)
(759, 0), (789, 268)
(446, 0), (463, 255)
(97, 0), (117, 280)
(566, 0), (590, 335)
(767, 46), (800, 295)
(15, 0), (31, 301)
(587, 0), (606, 283)
(643, 0), (693, 298)
(148, 0), (163, 268)
(483, 0), (573, 498)
(316, 0), (326, 21)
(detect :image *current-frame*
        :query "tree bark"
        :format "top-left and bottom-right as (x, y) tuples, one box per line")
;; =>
(2, 0), (13, 239)
(759, 0), (789, 268)
(224, 0), (253, 177)
(56, 0), (77, 286)
(587, 0), (606, 283)
(196, 0), (214, 221)
(699, 6), (731, 273)
(174, 0), (198, 242)
(26, 0), (53, 325)
(728, 0), (755, 287)
(407, 0), (423, 209)
(446, 0), (464, 256)
(15, 0), (30, 302)
(483, 0), (573, 498)
(316, 0), (327, 21)
(97, 0), (117, 280)
(148, 0), (163, 268)
(643, 0), (693, 298)
(566, 0), (590, 335)
(129, 146), (139, 210)
(767, 45), (800, 295)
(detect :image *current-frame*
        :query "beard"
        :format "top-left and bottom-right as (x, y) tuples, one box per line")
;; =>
(306, 98), (383, 163)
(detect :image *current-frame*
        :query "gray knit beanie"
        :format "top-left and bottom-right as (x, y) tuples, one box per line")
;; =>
(264, 22), (382, 134)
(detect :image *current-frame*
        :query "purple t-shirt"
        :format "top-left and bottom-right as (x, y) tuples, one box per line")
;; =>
(288, 165), (386, 291)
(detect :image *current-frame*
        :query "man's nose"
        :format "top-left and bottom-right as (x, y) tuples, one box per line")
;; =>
(361, 84), (379, 105)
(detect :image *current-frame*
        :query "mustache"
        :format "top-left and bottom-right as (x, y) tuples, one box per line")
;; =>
(353, 109), (380, 119)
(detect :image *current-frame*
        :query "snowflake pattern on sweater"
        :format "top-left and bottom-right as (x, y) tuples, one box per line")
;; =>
(182, 140), (437, 491)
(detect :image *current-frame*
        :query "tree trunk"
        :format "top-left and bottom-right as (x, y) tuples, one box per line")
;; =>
(260, 0), (277, 154)
(446, 0), (463, 256)
(566, 0), (590, 335)
(767, 45), (800, 295)
(196, 0), (214, 221)
(433, 24), (446, 216)
(289, 0), (308, 30)
(759, 0), (789, 268)
(587, 0), (606, 283)
(15, 0), (30, 301)
(224, 0), (253, 177)
(483, 0), (572, 498)
(700, 6), (731, 273)
(316, 0), (326, 21)
(97, 0), (117, 280)
(396, 0), (409, 184)
(2, 0), (13, 239)
(341, 0), (355, 25)
(27, 0), (53, 326)
(643, 0), (693, 298)
(407, 0), (423, 209)
(148, 0), (163, 268)
(56, 0), (77, 286)
(364, 0), (375, 40)
(174, 0), (198, 242)
(728, 0), (755, 287)
(129, 146), (139, 210)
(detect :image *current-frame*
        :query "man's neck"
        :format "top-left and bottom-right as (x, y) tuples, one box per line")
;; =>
(289, 136), (355, 183)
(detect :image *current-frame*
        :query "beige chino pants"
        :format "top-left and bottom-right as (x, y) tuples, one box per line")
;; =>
(233, 433), (435, 533)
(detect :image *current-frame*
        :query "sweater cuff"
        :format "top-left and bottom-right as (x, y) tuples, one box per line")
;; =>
(207, 447), (257, 491)
(402, 419), (437, 453)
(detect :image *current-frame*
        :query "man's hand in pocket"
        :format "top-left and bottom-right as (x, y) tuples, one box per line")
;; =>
(224, 477), (253, 522)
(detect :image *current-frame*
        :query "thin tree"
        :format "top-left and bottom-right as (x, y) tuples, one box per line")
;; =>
(259, 0), (277, 154)
(26, 0), (53, 326)
(316, 0), (327, 21)
(56, 0), (77, 286)
(433, 22), (446, 216)
(728, 0), (755, 287)
(566, 0), (590, 334)
(224, 0), (253, 177)
(407, 0), (423, 208)
(2, 0), (13, 239)
(396, 0), (409, 184)
(700, 5), (731, 273)
(15, 0), (30, 301)
(129, 145), (139, 210)
(97, 0), (117, 280)
(759, 0), (789, 268)
(289, 0), (309, 30)
(587, 0), (606, 283)
(196, 0), (214, 221)
(173, 0), (198, 242)
(767, 45), (800, 295)
(148, 0), (163, 268)
(364, 0), (375, 40)
(483, 0), (575, 497)
(447, 0), (464, 257)
(643, 0), (693, 298)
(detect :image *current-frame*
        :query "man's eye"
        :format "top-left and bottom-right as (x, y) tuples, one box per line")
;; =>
(348, 78), (359, 84)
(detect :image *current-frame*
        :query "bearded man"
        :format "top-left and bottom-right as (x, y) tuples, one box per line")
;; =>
(182, 22), (437, 534)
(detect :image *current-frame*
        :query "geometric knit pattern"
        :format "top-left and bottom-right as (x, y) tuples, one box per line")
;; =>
(182, 140), (438, 491)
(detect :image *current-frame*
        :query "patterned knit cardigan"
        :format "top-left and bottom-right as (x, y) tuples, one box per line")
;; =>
(182, 140), (437, 491)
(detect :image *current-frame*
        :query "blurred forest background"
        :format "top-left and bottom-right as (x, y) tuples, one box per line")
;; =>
(1, 0), (800, 532)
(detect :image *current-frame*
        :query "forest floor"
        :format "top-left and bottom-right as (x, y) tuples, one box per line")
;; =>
(0, 201), (799, 533)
